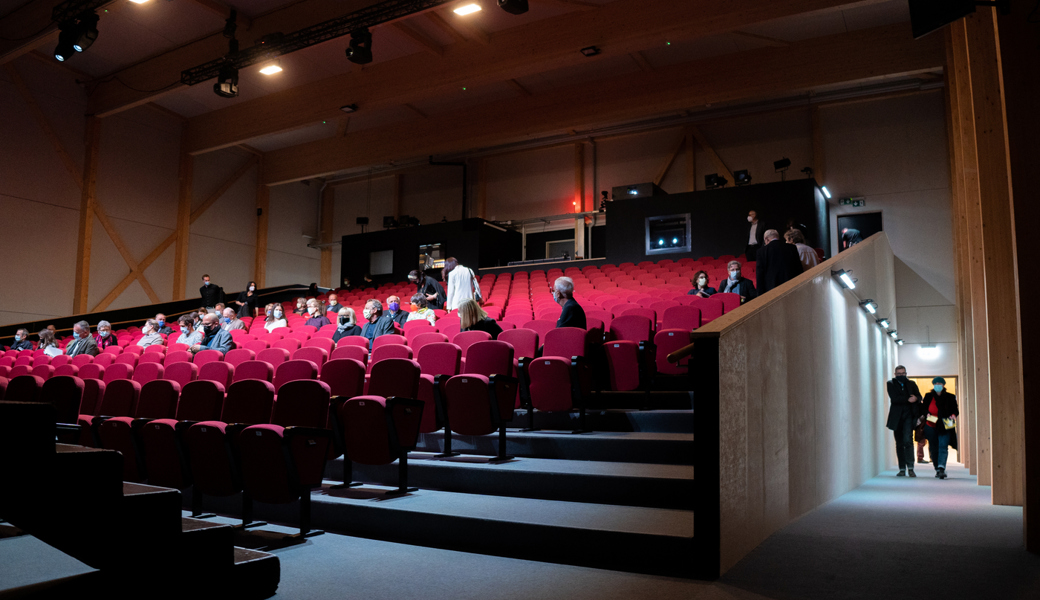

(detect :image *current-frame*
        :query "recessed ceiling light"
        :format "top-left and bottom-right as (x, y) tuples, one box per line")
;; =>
(259, 60), (282, 75)
(454, 3), (482, 15)
(129, 0), (150, 4)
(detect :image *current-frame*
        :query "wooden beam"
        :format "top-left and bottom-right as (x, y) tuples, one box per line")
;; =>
(191, 156), (260, 222)
(74, 116), (100, 314)
(392, 21), (444, 56)
(336, 117), (352, 137)
(965, 8), (1024, 507)
(630, 51), (655, 73)
(404, 103), (429, 119)
(730, 30), (790, 47)
(689, 126), (733, 185)
(440, 9), (490, 45)
(255, 157), (270, 288)
(146, 102), (188, 123)
(187, 0), (252, 29)
(653, 129), (687, 187)
(183, 0), (880, 154)
(236, 144), (264, 156)
(174, 125), (193, 301)
(535, 0), (601, 10)
(425, 11), (468, 44)
(319, 183), (335, 288)
(507, 79), (532, 97)
(685, 132), (695, 191)
(574, 142), (585, 212)
(263, 23), (941, 184)
(811, 105), (825, 184)
(93, 209), (162, 304)
(0, 0), (118, 65)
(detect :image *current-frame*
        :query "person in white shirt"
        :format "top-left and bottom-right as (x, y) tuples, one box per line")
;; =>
(405, 294), (437, 325)
(442, 257), (481, 312)
(264, 303), (288, 332)
(785, 228), (821, 271)
(745, 210), (765, 261)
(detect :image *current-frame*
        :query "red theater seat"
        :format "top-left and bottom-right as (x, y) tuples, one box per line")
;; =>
(334, 395), (424, 498)
(233, 360), (274, 383)
(98, 379), (181, 481)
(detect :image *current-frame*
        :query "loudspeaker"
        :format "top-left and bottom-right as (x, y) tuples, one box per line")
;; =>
(356, 217), (369, 225)
(498, 0), (529, 15)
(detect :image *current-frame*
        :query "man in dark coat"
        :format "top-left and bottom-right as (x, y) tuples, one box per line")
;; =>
(199, 274), (223, 309)
(718, 261), (757, 304)
(744, 210), (766, 261)
(361, 299), (397, 349)
(410, 269), (446, 311)
(756, 229), (804, 295)
(887, 365), (922, 477)
(553, 277), (586, 330)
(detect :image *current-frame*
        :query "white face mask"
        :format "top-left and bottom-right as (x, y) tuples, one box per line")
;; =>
(747, 216), (754, 223)
(363, 309), (373, 320)
(697, 277), (707, 285)
(729, 271), (740, 280)
(249, 286), (255, 291)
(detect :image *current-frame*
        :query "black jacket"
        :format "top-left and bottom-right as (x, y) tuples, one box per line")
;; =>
(200, 283), (223, 307)
(388, 310), (409, 327)
(464, 318), (503, 340)
(922, 390), (960, 449)
(886, 377), (923, 430)
(688, 287), (717, 297)
(756, 239), (804, 294)
(10, 339), (32, 351)
(332, 324), (362, 343)
(747, 220), (766, 247)
(556, 299), (586, 330)
(418, 276), (446, 310)
(362, 314), (397, 348)
(718, 277), (757, 303)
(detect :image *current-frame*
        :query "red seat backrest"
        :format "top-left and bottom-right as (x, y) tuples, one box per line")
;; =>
(463, 341), (514, 377)
(176, 380), (225, 422)
(257, 347), (291, 368)
(661, 305), (702, 331)
(164, 361), (199, 388)
(330, 345), (369, 363)
(542, 327), (586, 359)
(372, 334), (407, 351)
(232, 360), (274, 383)
(224, 348), (256, 369)
(416, 343), (461, 377)
(198, 361), (233, 389)
(222, 379), (275, 424)
(451, 331), (492, 356)
(132, 362), (165, 386)
(499, 329), (538, 360)
(319, 358), (366, 398)
(368, 358), (421, 399)
(293, 346), (329, 370)
(272, 359), (318, 391)
(609, 315), (654, 343)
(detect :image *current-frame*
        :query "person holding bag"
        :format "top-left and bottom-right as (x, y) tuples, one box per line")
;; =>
(921, 377), (959, 479)
(442, 257), (481, 312)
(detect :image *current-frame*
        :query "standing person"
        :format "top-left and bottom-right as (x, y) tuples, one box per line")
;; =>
(756, 229), (804, 295)
(232, 281), (259, 318)
(719, 261), (757, 305)
(332, 307), (362, 342)
(443, 258), (481, 312)
(199, 274), (223, 310)
(361, 299), (395, 349)
(459, 299), (503, 339)
(687, 270), (717, 298)
(784, 229), (821, 271)
(921, 377), (959, 479)
(553, 277), (586, 329)
(38, 329), (62, 358)
(410, 269), (445, 310)
(745, 210), (765, 261)
(95, 320), (118, 351)
(886, 365), (922, 477)
(385, 295), (409, 327)
(65, 321), (99, 357)
(10, 328), (33, 351)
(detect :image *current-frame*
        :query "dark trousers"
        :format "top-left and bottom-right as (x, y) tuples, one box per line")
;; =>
(924, 426), (951, 470)
(745, 244), (759, 261)
(893, 414), (915, 470)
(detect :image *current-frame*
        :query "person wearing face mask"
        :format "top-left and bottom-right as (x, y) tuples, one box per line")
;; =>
(553, 277), (586, 330)
(199, 274), (224, 310)
(304, 299), (332, 329)
(95, 320), (118, 351)
(326, 294), (344, 315)
(175, 315), (203, 346)
(718, 260), (757, 304)
(687, 270), (717, 298)
(10, 328), (33, 351)
(65, 321), (99, 357)
(231, 281), (260, 318)
(190, 313), (234, 356)
(154, 313), (173, 335)
(265, 304), (288, 332)
(920, 377), (959, 479)
(886, 365), (923, 477)
(293, 297), (309, 316)
(385, 295), (409, 327)
(784, 228), (820, 271)
(361, 299), (395, 349)
(409, 269), (446, 311)
(221, 307), (246, 331)
(137, 319), (164, 348)
(332, 307), (362, 342)
(405, 293), (437, 325)
(38, 328), (62, 358)
(745, 210), (766, 261)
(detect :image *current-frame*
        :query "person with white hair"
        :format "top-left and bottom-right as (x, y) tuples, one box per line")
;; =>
(719, 260), (757, 305)
(137, 319), (164, 347)
(756, 228), (803, 295)
(65, 321), (99, 357)
(332, 307), (362, 342)
(361, 299), (395, 349)
(304, 298), (331, 328)
(221, 307), (246, 331)
(553, 276), (586, 329)
(95, 320), (118, 351)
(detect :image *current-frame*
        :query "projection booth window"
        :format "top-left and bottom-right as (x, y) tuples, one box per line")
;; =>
(645, 214), (691, 255)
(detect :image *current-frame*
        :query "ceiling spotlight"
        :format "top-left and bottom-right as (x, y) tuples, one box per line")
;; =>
(340, 104), (358, 113)
(896, 339), (904, 346)
(258, 59), (282, 75)
(72, 12), (99, 53)
(498, 0), (529, 15)
(705, 173), (728, 189)
(129, 0), (150, 3)
(820, 185), (832, 199)
(833, 269), (856, 290)
(877, 318), (890, 328)
(54, 25), (76, 62)
(734, 170), (752, 186)
(580, 46), (601, 57)
(346, 28), (373, 64)
(213, 64), (239, 98)
(860, 300), (878, 314)
(454, 3), (482, 15)
(774, 158), (791, 172)
(888, 330), (899, 339)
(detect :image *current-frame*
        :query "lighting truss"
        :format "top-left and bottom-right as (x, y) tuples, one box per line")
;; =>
(181, 0), (451, 86)
(51, 0), (110, 23)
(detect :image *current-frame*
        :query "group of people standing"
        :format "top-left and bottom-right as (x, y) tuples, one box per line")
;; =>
(887, 365), (959, 479)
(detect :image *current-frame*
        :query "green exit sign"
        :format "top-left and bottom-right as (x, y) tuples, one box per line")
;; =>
(839, 197), (866, 207)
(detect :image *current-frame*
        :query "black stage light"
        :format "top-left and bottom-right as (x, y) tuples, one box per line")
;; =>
(73, 12), (99, 53)
(347, 28), (373, 64)
(54, 25), (76, 62)
(383, 216), (397, 228)
(733, 170), (752, 186)
(213, 64), (239, 98)
(773, 157), (791, 172)
(580, 46), (601, 57)
(705, 173), (728, 189)
(340, 104), (358, 113)
(498, 0), (530, 15)
(356, 217), (369, 225)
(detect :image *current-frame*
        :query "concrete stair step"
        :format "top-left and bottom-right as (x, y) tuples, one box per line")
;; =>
(416, 429), (694, 464)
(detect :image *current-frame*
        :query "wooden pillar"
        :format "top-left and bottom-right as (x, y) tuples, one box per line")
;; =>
(73, 116), (101, 314)
(173, 124), (193, 300)
(966, 8), (1024, 507)
(686, 132), (695, 192)
(254, 156), (269, 288)
(476, 159), (488, 219)
(996, 0), (1040, 549)
(319, 184), (335, 289)
(811, 106), (826, 184)
(951, 20), (991, 482)
(574, 142), (585, 212)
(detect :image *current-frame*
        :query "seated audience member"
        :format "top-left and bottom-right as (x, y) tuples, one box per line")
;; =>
(305, 299), (331, 328)
(231, 281), (259, 318)
(341, 277), (353, 291)
(756, 229), (803, 294)
(154, 313), (173, 335)
(10, 328), (33, 351)
(38, 329), (62, 358)
(293, 297), (308, 316)
(46, 324), (57, 336)
(137, 320), (164, 347)
(459, 299), (503, 339)
(175, 315), (202, 346)
(553, 276), (586, 329)
(326, 293), (344, 314)
(191, 313), (233, 356)
(66, 321), (99, 357)
(95, 320), (118, 351)
(213, 302), (226, 315)
(385, 295), (409, 327)
(332, 307), (362, 342)
(409, 269), (446, 310)
(785, 228), (821, 271)
(265, 304), (288, 332)
(221, 307), (246, 331)
(193, 310), (205, 330)
(688, 270), (717, 298)
(361, 299), (395, 349)
(719, 260), (758, 304)
(406, 294), (437, 325)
